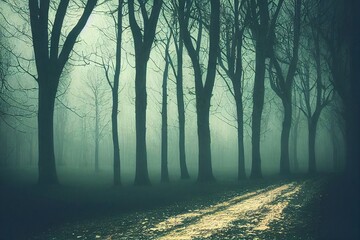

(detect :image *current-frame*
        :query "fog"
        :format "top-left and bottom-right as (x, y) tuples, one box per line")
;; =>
(0, 0), (345, 186)
(1, 1), (359, 240)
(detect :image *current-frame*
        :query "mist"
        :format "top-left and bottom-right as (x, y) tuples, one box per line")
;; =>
(0, 0), (358, 239)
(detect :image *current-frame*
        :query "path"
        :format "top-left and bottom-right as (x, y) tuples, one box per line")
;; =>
(34, 180), (322, 240)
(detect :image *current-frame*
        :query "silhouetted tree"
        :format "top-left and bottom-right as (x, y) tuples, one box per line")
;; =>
(296, 55), (333, 174)
(160, 31), (171, 183)
(28, 0), (97, 184)
(111, 0), (123, 186)
(248, 0), (284, 178)
(164, 5), (190, 179)
(268, 0), (301, 176)
(300, 0), (334, 174)
(291, 91), (301, 172)
(93, 0), (124, 185)
(178, 0), (220, 182)
(218, 0), (248, 180)
(85, 74), (109, 173)
(128, 0), (163, 185)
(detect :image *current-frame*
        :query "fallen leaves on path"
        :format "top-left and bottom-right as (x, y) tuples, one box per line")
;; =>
(34, 179), (323, 240)
(154, 183), (301, 240)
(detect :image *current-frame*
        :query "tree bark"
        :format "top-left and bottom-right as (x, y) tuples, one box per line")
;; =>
(128, 0), (162, 186)
(29, 0), (97, 184)
(218, 0), (246, 180)
(249, 0), (274, 179)
(197, 99), (214, 182)
(292, 109), (300, 172)
(308, 116), (319, 174)
(269, 0), (301, 176)
(134, 60), (150, 185)
(280, 97), (292, 175)
(161, 50), (169, 183)
(250, 44), (265, 179)
(38, 79), (58, 184)
(112, 89), (121, 184)
(176, 39), (190, 179)
(112, 0), (123, 186)
(234, 85), (246, 179)
(178, 0), (220, 182)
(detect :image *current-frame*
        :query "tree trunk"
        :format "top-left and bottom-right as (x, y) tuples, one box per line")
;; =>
(128, 0), (161, 186)
(178, 0), (219, 183)
(112, 89), (121, 185)
(234, 86), (246, 179)
(250, 44), (266, 179)
(308, 117), (318, 174)
(112, 0), (123, 186)
(197, 99), (214, 182)
(291, 106), (300, 172)
(161, 52), (169, 183)
(280, 98), (292, 175)
(176, 40), (190, 179)
(38, 80), (58, 185)
(197, 0), (219, 183)
(134, 60), (150, 185)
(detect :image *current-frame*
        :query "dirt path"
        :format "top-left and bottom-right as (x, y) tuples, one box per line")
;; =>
(151, 182), (301, 239)
(34, 180), (322, 240)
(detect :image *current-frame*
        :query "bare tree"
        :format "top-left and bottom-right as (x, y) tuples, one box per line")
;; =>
(128, 0), (163, 185)
(290, 90), (301, 172)
(248, 0), (284, 178)
(85, 72), (109, 173)
(296, 53), (333, 174)
(177, 0), (220, 182)
(111, 0), (123, 185)
(160, 31), (171, 183)
(92, 0), (124, 185)
(163, 3), (190, 179)
(27, 0), (98, 184)
(268, 0), (301, 176)
(217, 0), (248, 180)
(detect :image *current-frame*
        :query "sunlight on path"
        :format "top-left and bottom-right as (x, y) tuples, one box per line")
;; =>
(152, 182), (302, 240)
(150, 191), (259, 233)
(253, 185), (301, 231)
(34, 181), (309, 240)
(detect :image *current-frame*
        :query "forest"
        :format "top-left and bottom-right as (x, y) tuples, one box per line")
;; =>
(0, 0), (359, 239)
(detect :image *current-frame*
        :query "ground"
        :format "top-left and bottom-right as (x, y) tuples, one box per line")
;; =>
(0, 170), (358, 240)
